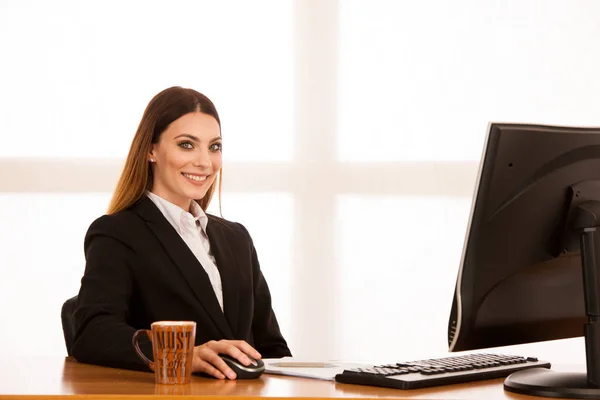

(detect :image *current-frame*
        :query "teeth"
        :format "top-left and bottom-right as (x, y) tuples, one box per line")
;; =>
(183, 173), (207, 182)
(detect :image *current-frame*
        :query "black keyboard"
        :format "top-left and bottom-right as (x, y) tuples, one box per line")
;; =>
(334, 353), (551, 390)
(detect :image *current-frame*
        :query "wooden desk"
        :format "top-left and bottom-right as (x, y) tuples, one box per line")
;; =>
(0, 357), (573, 399)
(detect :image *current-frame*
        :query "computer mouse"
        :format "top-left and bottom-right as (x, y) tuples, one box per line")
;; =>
(219, 353), (265, 379)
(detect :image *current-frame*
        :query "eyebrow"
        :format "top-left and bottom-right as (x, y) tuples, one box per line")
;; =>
(174, 134), (222, 143)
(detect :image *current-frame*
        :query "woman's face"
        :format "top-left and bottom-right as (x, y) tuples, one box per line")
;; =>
(149, 111), (222, 211)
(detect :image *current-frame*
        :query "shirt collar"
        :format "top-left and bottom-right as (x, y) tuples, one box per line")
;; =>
(189, 198), (209, 232)
(146, 192), (209, 234)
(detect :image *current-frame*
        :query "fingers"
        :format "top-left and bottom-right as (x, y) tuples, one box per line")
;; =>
(193, 344), (236, 379)
(232, 340), (262, 360)
(221, 341), (261, 366)
(195, 358), (228, 380)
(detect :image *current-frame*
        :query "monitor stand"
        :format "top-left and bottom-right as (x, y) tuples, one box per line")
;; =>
(504, 200), (600, 399)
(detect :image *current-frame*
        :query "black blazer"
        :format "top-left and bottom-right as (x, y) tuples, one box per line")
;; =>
(72, 196), (291, 371)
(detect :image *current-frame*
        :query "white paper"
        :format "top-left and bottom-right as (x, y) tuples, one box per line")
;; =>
(263, 357), (369, 381)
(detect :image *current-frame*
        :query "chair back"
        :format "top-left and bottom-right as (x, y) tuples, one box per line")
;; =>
(61, 296), (77, 356)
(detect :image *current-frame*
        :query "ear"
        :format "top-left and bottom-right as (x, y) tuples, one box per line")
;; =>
(148, 145), (156, 163)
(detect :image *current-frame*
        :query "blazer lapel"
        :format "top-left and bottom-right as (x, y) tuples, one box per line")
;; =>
(206, 218), (241, 336)
(132, 197), (233, 338)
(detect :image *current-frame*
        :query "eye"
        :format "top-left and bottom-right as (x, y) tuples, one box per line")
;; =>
(210, 142), (223, 152)
(178, 141), (194, 150)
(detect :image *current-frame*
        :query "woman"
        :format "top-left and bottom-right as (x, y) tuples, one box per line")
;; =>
(72, 86), (291, 379)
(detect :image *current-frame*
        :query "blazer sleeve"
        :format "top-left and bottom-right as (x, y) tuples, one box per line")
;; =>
(240, 224), (292, 358)
(71, 215), (152, 371)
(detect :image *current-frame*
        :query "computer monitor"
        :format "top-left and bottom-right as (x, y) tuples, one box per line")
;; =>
(448, 122), (600, 399)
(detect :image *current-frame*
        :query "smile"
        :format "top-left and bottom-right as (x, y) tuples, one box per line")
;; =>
(182, 173), (208, 182)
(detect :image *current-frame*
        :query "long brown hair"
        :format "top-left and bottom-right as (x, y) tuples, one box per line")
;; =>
(108, 86), (222, 214)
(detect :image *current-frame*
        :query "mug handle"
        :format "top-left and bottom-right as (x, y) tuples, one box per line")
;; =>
(132, 329), (154, 371)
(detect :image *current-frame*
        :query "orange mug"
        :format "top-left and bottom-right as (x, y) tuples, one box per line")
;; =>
(133, 321), (197, 384)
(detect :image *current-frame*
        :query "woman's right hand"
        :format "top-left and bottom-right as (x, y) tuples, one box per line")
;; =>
(192, 339), (262, 379)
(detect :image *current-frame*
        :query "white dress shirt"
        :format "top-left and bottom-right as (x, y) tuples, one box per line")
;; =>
(146, 191), (224, 312)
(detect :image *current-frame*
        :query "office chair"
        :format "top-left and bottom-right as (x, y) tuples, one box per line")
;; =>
(61, 295), (77, 356)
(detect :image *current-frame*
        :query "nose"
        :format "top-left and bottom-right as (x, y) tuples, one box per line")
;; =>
(192, 148), (212, 169)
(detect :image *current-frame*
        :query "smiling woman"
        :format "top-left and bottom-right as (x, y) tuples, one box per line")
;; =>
(108, 87), (224, 214)
(72, 86), (291, 380)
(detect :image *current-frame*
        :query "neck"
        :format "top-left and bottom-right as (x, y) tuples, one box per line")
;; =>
(148, 190), (192, 212)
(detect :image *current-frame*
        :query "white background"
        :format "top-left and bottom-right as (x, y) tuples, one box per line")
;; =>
(1, 0), (599, 366)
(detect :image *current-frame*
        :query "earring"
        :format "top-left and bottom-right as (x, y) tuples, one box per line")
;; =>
(149, 158), (156, 163)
